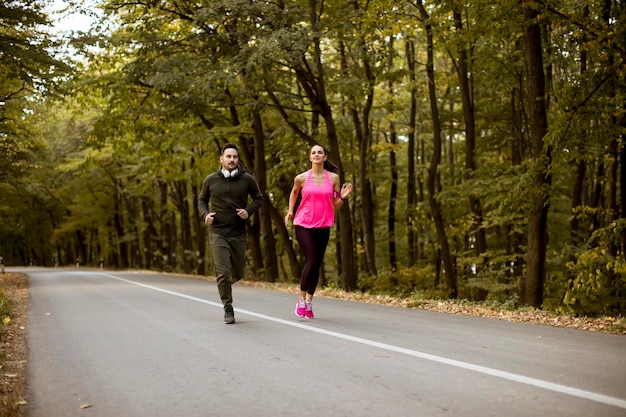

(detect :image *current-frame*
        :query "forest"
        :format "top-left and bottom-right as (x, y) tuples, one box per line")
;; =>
(1, 0), (625, 316)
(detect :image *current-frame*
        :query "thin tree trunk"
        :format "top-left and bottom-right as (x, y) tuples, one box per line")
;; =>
(570, 160), (586, 245)
(339, 39), (377, 277)
(521, 0), (551, 308)
(591, 161), (605, 232)
(128, 196), (141, 268)
(113, 183), (129, 269)
(250, 109), (280, 282)
(415, 0), (457, 298)
(453, 9), (486, 256)
(168, 210), (178, 270)
(387, 35), (398, 274)
(602, 0), (618, 290)
(190, 165), (206, 276)
(163, 180), (178, 271)
(406, 39), (418, 266)
(172, 176), (193, 274)
(141, 198), (157, 272)
(621, 140), (626, 254)
(571, 9), (587, 248)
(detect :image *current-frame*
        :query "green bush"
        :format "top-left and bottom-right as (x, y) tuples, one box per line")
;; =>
(561, 247), (626, 316)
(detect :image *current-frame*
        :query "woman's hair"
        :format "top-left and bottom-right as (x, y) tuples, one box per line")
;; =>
(313, 144), (339, 174)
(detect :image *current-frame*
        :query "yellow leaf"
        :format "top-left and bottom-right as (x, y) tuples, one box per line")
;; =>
(2, 316), (10, 324)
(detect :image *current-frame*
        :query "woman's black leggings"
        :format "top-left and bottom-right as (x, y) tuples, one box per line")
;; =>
(295, 226), (330, 296)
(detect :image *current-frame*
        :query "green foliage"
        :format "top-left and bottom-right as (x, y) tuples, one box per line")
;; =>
(557, 222), (626, 316)
(358, 265), (444, 298)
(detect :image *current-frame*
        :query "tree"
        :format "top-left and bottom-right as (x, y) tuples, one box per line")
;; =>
(0, 0), (71, 264)
(0, 0), (70, 182)
(412, 0), (458, 298)
(520, 0), (550, 307)
(451, 7), (487, 258)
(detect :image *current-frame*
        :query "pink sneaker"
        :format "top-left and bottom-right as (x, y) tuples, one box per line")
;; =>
(295, 299), (306, 317)
(305, 301), (314, 319)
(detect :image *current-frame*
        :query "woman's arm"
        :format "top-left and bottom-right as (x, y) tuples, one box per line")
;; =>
(284, 173), (305, 225)
(331, 172), (353, 209)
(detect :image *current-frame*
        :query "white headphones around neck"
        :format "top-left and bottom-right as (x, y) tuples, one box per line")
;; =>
(222, 168), (239, 178)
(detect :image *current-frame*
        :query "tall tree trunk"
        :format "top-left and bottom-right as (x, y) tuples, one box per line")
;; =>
(453, 9), (486, 256)
(172, 176), (193, 274)
(128, 196), (141, 268)
(355, 105), (377, 277)
(168, 209), (178, 270)
(520, 0), (551, 308)
(571, 9), (587, 248)
(75, 230), (87, 268)
(162, 180), (177, 272)
(190, 158), (206, 276)
(156, 179), (168, 271)
(602, 0), (618, 290)
(340, 39), (377, 277)
(250, 109), (280, 282)
(113, 183), (129, 269)
(387, 35), (398, 274)
(406, 39), (418, 266)
(141, 198), (157, 272)
(570, 160), (586, 245)
(591, 161), (605, 232)
(621, 137), (626, 254)
(415, 0), (457, 298)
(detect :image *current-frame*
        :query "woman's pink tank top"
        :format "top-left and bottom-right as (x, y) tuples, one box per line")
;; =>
(293, 170), (335, 228)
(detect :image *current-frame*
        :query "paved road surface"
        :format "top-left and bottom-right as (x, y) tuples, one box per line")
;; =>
(19, 268), (626, 417)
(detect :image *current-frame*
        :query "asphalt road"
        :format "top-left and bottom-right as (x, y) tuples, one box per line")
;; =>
(20, 268), (626, 417)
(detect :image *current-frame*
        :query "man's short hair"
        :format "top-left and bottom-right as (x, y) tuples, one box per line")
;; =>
(221, 143), (238, 154)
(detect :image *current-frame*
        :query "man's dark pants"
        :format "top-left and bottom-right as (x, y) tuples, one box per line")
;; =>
(209, 232), (246, 312)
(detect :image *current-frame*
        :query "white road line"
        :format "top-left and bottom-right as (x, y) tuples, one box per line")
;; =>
(103, 273), (626, 410)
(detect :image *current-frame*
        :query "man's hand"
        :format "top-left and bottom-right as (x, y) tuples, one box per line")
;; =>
(235, 208), (249, 219)
(205, 212), (216, 224)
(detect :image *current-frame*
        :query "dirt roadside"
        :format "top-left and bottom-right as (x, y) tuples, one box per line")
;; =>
(0, 273), (27, 417)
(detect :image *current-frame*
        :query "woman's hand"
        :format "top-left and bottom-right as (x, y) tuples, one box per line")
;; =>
(341, 183), (354, 199)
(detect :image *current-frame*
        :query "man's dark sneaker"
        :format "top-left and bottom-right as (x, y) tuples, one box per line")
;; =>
(224, 310), (235, 324)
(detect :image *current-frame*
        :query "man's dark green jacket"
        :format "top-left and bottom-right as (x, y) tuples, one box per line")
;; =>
(198, 162), (264, 237)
